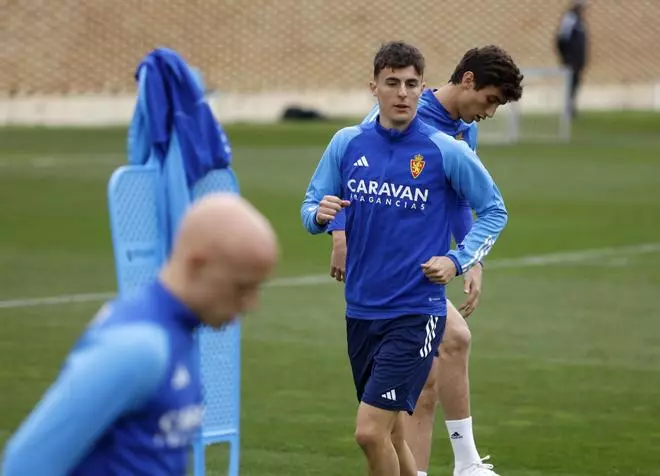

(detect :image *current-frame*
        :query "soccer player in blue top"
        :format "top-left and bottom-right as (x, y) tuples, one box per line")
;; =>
(2, 193), (278, 476)
(301, 42), (508, 476)
(328, 46), (523, 476)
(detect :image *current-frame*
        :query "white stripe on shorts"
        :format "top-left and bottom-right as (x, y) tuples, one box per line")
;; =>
(419, 315), (439, 358)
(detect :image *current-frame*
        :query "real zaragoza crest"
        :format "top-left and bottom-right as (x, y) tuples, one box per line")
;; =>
(410, 154), (425, 179)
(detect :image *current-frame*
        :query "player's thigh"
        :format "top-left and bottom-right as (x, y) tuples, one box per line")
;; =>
(363, 314), (446, 414)
(418, 354), (441, 405)
(346, 317), (379, 402)
(438, 299), (471, 356)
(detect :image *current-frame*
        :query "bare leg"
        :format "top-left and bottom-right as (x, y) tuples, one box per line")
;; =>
(439, 301), (482, 470)
(437, 302), (472, 421)
(355, 402), (400, 476)
(392, 412), (418, 476)
(403, 356), (440, 471)
(404, 301), (474, 472)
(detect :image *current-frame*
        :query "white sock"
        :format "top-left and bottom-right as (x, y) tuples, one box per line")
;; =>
(446, 416), (481, 467)
(417, 472), (428, 476)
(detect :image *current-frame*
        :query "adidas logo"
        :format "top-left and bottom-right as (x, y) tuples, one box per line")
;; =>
(381, 389), (397, 401)
(450, 431), (463, 440)
(353, 156), (369, 167)
(171, 364), (191, 390)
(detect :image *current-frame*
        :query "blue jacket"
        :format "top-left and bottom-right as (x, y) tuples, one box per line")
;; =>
(301, 116), (507, 319)
(329, 88), (479, 244)
(127, 47), (232, 254)
(2, 281), (203, 475)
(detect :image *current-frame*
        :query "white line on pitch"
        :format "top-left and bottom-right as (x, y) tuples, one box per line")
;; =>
(0, 242), (658, 311)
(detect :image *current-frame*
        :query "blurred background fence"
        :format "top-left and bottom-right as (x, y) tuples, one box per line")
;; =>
(2, 0), (660, 125)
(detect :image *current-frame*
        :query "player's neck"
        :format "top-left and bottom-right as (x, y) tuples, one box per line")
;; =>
(433, 84), (461, 120)
(378, 115), (414, 132)
(159, 265), (199, 316)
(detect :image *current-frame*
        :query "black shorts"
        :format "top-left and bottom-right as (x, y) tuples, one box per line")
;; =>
(346, 314), (446, 414)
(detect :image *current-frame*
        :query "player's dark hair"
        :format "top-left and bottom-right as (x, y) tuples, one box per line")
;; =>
(373, 41), (425, 78)
(449, 45), (524, 102)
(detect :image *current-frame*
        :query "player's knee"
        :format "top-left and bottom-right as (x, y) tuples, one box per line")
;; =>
(440, 321), (471, 359)
(355, 421), (388, 451)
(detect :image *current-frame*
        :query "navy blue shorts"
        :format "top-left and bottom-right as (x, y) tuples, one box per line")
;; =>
(346, 314), (446, 414)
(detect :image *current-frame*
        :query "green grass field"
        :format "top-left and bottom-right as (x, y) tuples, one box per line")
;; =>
(1, 112), (660, 475)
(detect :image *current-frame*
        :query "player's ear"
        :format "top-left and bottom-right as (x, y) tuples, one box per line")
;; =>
(186, 250), (208, 282)
(461, 71), (475, 90)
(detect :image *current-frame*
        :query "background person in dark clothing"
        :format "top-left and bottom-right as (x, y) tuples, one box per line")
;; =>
(556, 0), (588, 117)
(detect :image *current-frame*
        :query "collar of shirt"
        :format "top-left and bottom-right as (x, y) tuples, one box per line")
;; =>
(152, 279), (202, 330)
(373, 114), (421, 141)
(419, 89), (472, 137)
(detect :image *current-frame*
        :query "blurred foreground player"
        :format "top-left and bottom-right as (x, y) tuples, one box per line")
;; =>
(301, 41), (508, 476)
(329, 45), (523, 476)
(2, 193), (278, 476)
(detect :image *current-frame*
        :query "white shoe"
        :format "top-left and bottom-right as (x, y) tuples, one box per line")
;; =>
(454, 455), (500, 476)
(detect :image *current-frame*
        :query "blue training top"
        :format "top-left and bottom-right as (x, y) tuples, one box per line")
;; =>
(328, 88), (480, 244)
(301, 115), (507, 320)
(2, 281), (203, 476)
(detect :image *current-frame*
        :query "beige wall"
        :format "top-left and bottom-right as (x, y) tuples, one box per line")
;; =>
(3, 0), (660, 96)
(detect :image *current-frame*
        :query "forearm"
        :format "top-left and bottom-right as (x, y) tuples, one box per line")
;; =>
(448, 206), (507, 274)
(332, 229), (346, 244)
(301, 201), (327, 234)
(451, 201), (474, 244)
(2, 325), (168, 475)
(301, 130), (352, 235)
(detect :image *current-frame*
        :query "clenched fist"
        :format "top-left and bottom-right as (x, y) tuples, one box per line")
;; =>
(316, 195), (350, 225)
(421, 256), (458, 284)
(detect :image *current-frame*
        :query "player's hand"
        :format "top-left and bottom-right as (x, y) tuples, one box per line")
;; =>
(421, 256), (457, 284)
(330, 231), (347, 282)
(459, 262), (483, 318)
(316, 195), (350, 225)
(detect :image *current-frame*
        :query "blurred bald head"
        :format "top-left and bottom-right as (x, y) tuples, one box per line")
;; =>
(161, 193), (278, 327)
(173, 193), (278, 269)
